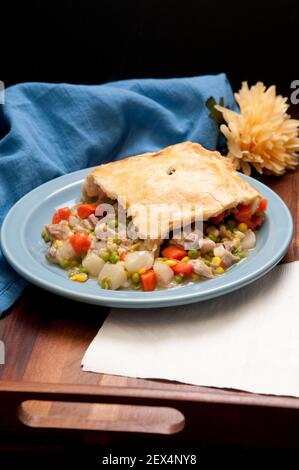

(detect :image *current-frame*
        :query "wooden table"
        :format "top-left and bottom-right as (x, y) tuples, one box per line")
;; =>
(0, 169), (299, 451)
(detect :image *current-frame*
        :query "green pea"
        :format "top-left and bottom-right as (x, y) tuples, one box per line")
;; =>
(109, 252), (119, 264)
(175, 274), (184, 283)
(237, 251), (247, 259)
(226, 219), (236, 231)
(208, 234), (217, 242)
(132, 284), (141, 290)
(101, 277), (111, 289)
(188, 249), (199, 259)
(132, 272), (140, 285)
(100, 252), (110, 262)
(41, 231), (50, 243)
(204, 259), (211, 266)
(59, 260), (70, 269)
(79, 266), (88, 274)
(113, 238), (121, 245)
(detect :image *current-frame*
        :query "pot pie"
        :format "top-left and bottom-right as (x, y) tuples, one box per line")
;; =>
(42, 142), (267, 291)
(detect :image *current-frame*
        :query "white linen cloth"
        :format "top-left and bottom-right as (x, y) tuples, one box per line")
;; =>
(82, 261), (299, 397)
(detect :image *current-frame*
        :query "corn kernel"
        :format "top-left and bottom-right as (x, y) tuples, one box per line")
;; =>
(157, 257), (166, 261)
(138, 268), (147, 274)
(215, 266), (224, 274)
(181, 256), (190, 263)
(69, 273), (88, 282)
(54, 240), (63, 248)
(164, 259), (177, 267)
(237, 222), (248, 233)
(211, 256), (221, 267)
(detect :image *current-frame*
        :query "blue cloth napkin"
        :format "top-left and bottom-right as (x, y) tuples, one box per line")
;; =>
(0, 74), (236, 315)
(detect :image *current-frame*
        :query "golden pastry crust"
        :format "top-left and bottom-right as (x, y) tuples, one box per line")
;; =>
(83, 142), (261, 237)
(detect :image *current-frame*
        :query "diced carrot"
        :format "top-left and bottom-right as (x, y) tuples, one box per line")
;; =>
(242, 219), (255, 230)
(161, 245), (187, 260)
(77, 204), (98, 219)
(52, 207), (71, 224)
(241, 215), (263, 230)
(141, 269), (157, 291)
(52, 212), (61, 224)
(257, 199), (268, 212)
(210, 211), (226, 225)
(70, 232), (91, 255)
(171, 262), (193, 277)
(234, 204), (252, 222)
(120, 251), (127, 261)
(251, 214), (263, 229)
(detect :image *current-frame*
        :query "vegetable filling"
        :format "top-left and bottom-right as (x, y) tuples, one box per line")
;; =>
(42, 197), (267, 291)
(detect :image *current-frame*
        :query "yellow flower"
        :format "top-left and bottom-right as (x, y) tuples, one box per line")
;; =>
(215, 82), (299, 175)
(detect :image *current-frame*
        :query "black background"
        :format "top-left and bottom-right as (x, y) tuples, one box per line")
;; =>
(1, 0), (298, 93)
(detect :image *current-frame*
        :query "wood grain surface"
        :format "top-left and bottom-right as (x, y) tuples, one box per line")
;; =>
(0, 164), (298, 447)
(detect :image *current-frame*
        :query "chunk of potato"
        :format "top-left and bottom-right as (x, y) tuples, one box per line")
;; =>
(82, 252), (105, 277)
(124, 251), (154, 273)
(153, 261), (174, 286)
(98, 263), (127, 290)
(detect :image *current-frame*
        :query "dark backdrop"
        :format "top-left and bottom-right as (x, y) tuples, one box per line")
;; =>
(1, 0), (297, 93)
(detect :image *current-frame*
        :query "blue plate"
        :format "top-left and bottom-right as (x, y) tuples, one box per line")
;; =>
(1, 169), (293, 309)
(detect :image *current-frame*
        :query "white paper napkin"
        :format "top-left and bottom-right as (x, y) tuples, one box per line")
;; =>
(82, 261), (299, 397)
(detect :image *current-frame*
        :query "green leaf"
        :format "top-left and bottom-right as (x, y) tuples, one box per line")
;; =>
(205, 96), (226, 126)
